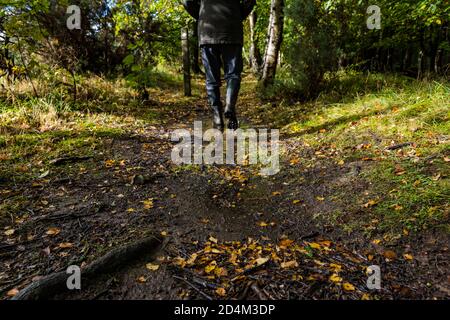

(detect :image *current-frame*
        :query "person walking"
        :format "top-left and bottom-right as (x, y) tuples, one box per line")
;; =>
(183, 0), (256, 130)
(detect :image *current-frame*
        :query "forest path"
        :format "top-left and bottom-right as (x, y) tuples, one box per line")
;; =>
(1, 76), (448, 300)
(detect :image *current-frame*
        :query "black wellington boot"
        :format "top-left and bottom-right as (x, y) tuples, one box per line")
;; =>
(211, 104), (224, 131)
(224, 78), (240, 130)
(207, 86), (224, 130)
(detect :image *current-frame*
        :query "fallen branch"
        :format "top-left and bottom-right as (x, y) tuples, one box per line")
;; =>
(49, 156), (93, 166)
(385, 142), (413, 151)
(12, 235), (163, 300)
(173, 275), (213, 300)
(251, 283), (268, 300)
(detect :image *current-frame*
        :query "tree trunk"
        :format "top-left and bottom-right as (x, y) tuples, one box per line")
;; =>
(191, 20), (201, 74)
(182, 27), (192, 96)
(249, 11), (262, 74)
(261, 0), (284, 87)
(417, 49), (424, 79)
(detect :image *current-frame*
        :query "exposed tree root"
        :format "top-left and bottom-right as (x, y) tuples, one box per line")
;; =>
(12, 235), (164, 300)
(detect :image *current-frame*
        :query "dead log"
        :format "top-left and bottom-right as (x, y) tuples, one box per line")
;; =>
(12, 235), (163, 300)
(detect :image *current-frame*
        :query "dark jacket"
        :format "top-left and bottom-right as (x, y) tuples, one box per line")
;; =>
(183, 0), (256, 45)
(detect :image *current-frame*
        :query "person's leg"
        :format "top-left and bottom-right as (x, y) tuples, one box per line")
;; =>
(222, 45), (243, 130)
(201, 45), (224, 130)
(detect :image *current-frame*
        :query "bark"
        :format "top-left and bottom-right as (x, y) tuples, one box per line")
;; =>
(191, 20), (201, 74)
(12, 236), (163, 300)
(261, 0), (284, 87)
(249, 11), (262, 74)
(182, 27), (192, 97)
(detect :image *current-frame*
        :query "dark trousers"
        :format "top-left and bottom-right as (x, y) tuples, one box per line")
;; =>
(200, 44), (243, 108)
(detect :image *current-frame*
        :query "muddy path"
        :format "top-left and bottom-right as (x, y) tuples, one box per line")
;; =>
(1, 83), (449, 300)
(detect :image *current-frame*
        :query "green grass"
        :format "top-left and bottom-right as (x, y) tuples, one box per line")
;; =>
(267, 72), (449, 235)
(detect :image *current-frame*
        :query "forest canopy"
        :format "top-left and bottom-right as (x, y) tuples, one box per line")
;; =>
(1, 0), (448, 99)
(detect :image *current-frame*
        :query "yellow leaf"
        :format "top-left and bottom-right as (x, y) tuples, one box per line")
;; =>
(143, 199), (154, 209)
(137, 276), (147, 283)
(46, 227), (61, 236)
(205, 261), (217, 274)
(187, 253), (198, 265)
(255, 257), (270, 266)
(127, 208), (135, 213)
(258, 221), (269, 227)
(329, 273), (343, 283)
(59, 243), (73, 249)
(4, 229), (15, 236)
(105, 159), (116, 167)
(343, 283), (356, 291)
(7, 288), (19, 297)
(161, 231), (168, 237)
(279, 239), (294, 248)
(272, 191), (281, 196)
(329, 263), (342, 272)
(316, 196), (325, 201)
(292, 200), (302, 204)
(173, 257), (186, 268)
(361, 293), (371, 300)
(403, 253), (414, 261)
(214, 267), (228, 277)
(146, 263), (160, 271)
(309, 242), (321, 250)
(209, 236), (218, 244)
(216, 287), (226, 297)
(281, 260), (298, 269)
(383, 250), (397, 260)
(363, 200), (378, 208)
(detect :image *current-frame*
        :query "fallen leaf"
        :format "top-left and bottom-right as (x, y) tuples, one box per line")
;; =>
(46, 227), (61, 236)
(4, 229), (15, 236)
(363, 200), (378, 208)
(187, 253), (198, 265)
(361, 293), (371, 300)
(205, 261), (217, 274)
(143, 199), (154, 209)
(308, 242), (321, 250)
(281, 260), (298, 269)
(258, 221), (269, 227)
(146, 263), (160, 271)
(343, 283), (356, 291)
(279, 239), (294, 248)
(59, 243), (73, 249)
(394, 165), (406, 175)
(7, 288), (19, 297)
(216, 287), (226, 297)
(329, 273), (343, 283)
(329, 263), (342, 272)
(383, 250), (397, 260)
(137, 276), (147, 283)
(255, 257), (270, 267)
(292, 200), (302, 204)
(403, 253), (414, 261)
(209, 236), (218, 244)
